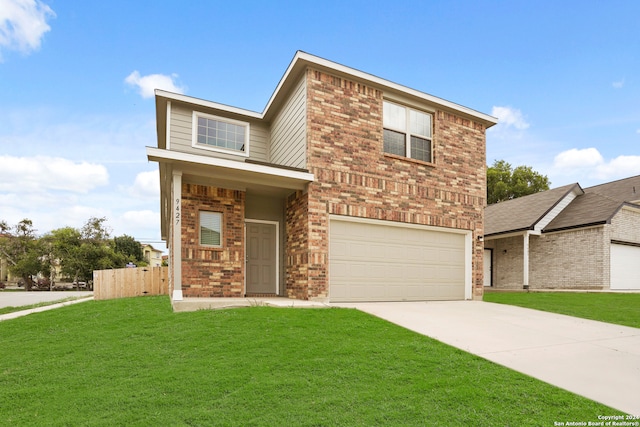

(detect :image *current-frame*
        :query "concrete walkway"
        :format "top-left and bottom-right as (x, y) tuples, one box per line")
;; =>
(0, 291), (94, 321)
(333, 300), (640, 415)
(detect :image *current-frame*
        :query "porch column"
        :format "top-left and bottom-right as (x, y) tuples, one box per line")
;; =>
(523, 232), (530, 289)
(172, 170), (183, 301)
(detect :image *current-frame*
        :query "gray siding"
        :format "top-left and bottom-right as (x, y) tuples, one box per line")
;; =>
(270, 75), (306, 169)
(169, 103), (269, 163)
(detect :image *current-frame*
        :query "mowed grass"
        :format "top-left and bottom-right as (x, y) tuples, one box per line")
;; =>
(0, 297), (620, 426)
(484, 292), (640, 328)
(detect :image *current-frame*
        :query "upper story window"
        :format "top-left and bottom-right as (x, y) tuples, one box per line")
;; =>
(193, 112), (249, 157)
(383, 100), (433, 163)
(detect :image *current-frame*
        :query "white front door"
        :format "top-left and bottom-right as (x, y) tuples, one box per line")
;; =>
(483, 249), (492, 287)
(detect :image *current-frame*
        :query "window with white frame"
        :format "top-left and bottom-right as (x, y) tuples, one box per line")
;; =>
(200, 211), (222, 247)
(383, 100), (433, 163)
(194, 112), (249, 155)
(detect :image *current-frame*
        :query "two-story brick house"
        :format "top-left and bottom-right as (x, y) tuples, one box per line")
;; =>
(147, 52), (497, 303)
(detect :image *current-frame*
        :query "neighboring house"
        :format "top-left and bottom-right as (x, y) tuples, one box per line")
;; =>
(484, 175), (640, 290)
(141, 244), (163, 267)
(147, 51), (497, 302)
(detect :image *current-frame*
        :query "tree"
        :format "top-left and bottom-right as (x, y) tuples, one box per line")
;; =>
(487, 160), (550, 205)
(0, 219), (48, 290)
(114, 235), (145, 265)
(47, 217), (125, 289)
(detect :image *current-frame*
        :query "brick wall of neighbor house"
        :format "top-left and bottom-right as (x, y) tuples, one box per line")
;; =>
(487, 228), (609, 290)
(484, 237), (525, 289)
(181, 183), (245, 297)
(530, 227), (608, 289)
(285, 68), (487, 300)
(611, 207), (640, 243)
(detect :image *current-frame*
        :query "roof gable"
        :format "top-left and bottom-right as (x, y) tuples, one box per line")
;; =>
(543, 192), (622, 232)
(485, 183), (582, 236)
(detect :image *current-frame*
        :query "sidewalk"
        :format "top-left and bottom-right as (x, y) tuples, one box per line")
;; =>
(0, 292), (94, 321)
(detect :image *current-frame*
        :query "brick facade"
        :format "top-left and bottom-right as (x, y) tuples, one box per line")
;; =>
(611, 207), (640, 243)
(180, 183), (245, 297)
(282, 68), (487, 300)
(486, 226), (609, 290)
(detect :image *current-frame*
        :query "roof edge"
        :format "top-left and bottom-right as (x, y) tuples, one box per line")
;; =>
(542, 221), (607, 234)
(155, 89), (263, 119)
(263, 51), (498, 126)
(531, 183), (584, 229)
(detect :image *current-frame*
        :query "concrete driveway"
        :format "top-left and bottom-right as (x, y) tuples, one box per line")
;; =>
(332, 300), (640, 415)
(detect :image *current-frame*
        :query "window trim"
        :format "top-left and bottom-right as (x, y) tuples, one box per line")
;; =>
(192, 111), (250, 157)
(199, 211), (223, 248)
(383, 100), (434, 164)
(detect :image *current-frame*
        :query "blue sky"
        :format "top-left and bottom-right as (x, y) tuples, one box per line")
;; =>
(1, 0), (639, 244)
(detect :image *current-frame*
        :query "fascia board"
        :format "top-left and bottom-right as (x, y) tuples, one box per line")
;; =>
(146, 147), (314, 182)
(262, 51), (498, 127)
(154, 89), (263, 120)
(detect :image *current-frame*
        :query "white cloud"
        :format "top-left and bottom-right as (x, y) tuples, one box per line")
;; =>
(553, 148), (604, 169)
(0, 0), (55, 59)
(612, 79), (625, 89)
(125, 71), (185, 98)
(116, 210), (161, 239)
(552, 148), (640, 182)
(128, 170), (160, 198)
(0, 155), (108, 193)
(491, 106), (530, 131)
(593, 155), (640, 179)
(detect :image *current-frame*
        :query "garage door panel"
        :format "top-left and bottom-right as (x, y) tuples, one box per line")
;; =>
(611, 244), (640, 290)
(329, 218), (467, 302)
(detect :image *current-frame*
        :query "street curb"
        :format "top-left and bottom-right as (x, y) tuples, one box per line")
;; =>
(0, 297), (95, 322)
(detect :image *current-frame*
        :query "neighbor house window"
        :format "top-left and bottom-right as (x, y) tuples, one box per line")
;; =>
(383, 101), (433, 163)
(193, 112), (249, 156)
(200, 211), (222, 247)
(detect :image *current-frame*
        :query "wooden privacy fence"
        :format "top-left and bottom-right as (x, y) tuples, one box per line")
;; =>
(93, 266), (168, 300)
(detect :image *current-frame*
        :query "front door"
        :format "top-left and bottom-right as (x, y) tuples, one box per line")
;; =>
(483, 249), (493, 287)
(246, 221), (277, 295)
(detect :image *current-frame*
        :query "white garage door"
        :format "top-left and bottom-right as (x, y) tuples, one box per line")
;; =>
(329, 217), (469, 302)
(611, 243), (640, 290)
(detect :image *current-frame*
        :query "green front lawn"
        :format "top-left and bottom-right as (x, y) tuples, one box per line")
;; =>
(0, 296), (619, 426)
(483, 292), (640, 328)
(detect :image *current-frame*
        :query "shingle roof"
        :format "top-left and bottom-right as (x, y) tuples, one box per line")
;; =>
(543, 192), (622, 232)
(485, 175), (640, 236)
(584, 174), (640, 203)
(484, 183), (580, 236)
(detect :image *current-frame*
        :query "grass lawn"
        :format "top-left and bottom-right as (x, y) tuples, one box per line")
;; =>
(484, 292), (640, 329)
(0, 297), (621, 426)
